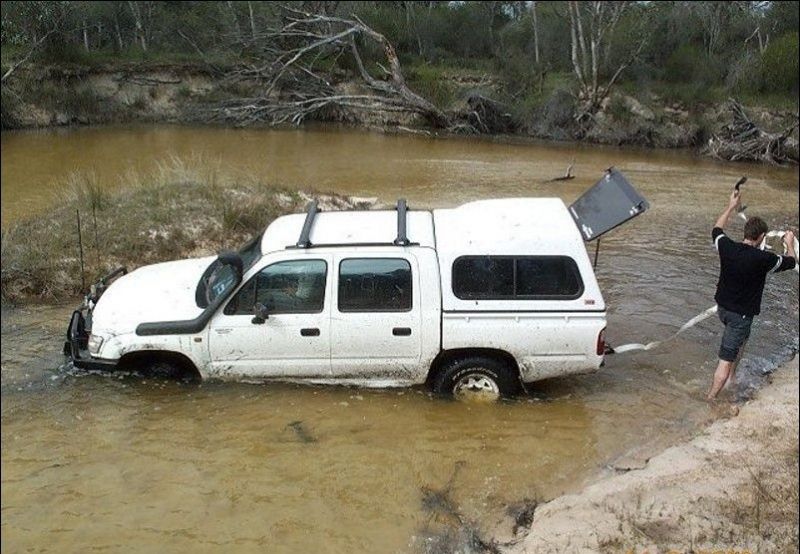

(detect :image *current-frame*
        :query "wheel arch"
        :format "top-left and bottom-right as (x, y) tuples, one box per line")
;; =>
(427, 347), (521, 386)
(118, 350), (202, 381)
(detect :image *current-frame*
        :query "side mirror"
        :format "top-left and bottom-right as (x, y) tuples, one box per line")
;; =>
(252, 302), (269, 324)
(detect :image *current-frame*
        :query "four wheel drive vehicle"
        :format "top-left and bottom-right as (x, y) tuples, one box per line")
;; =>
(66, 169), (648, 398)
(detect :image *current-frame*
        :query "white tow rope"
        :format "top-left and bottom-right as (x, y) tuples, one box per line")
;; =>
(612, 306), (719, 354)
(612, 216), (797, 355)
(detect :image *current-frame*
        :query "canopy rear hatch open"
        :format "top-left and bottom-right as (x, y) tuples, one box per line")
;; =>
(568, 168), (649, 242)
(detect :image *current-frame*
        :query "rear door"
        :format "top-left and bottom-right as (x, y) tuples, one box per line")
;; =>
(568, 168), (649, 241)
(330, 253), (422, 379)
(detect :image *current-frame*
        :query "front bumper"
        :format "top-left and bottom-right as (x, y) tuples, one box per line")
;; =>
(64, 310), (118, 371)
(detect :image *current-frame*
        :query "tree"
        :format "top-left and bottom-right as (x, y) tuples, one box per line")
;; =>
(565, 1), (644, 121)
(126, 0), (152, 51)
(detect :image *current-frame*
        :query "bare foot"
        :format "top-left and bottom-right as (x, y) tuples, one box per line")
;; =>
(708, 399), (739, 418)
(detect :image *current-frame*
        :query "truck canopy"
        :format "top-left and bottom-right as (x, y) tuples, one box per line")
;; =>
(433, 198), (605, 312)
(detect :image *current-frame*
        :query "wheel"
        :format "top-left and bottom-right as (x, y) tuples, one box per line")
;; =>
(432, 356), (520, 400)
(146, 359), (185, 379)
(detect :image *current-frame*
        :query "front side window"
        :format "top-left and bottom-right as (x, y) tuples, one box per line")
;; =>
(338, 258), (412, 312)
(453, 256), (583, 299)
(224, 259), (327, 315)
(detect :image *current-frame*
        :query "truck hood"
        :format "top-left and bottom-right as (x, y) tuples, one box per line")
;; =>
(91, 256), (216, 335)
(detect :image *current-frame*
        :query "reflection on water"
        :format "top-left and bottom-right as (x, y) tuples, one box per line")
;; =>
(1, 125), (798, 552)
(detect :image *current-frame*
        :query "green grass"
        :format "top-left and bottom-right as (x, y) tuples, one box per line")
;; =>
(618, 80), (798, 113)
(406, 64), (457, 108)
(32, 45), (236, 69)
(505, 71), (574, 122)
(734, 90), (799, 112)
(0, 160), (364, 303)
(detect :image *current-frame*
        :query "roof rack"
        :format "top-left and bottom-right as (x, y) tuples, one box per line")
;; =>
(286, 198), (419, 250)
(394, 198), (411, 246)
(295, 200), (319, 248)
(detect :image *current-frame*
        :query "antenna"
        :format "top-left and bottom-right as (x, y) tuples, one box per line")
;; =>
(76, 209), (86, 292)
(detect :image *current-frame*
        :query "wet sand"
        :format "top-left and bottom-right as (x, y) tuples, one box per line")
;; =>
(501, 356), (799, 553)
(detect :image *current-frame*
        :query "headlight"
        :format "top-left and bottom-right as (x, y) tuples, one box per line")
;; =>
(87, 334), (105, 355)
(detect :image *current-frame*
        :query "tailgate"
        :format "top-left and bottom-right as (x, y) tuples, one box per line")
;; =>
(568, 168), (649, 241)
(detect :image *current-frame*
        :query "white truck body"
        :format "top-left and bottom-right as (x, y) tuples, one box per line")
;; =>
(67, 170), (648, 395)
(84, 199), (601, 386)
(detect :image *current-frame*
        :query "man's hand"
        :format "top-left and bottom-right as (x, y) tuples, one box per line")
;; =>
(728, 189), (741, 210)
(715, 189), (742, 230)
(784, 230), (797, 260)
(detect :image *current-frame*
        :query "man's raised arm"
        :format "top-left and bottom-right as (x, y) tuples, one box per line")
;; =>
(714, 189), (741, 231)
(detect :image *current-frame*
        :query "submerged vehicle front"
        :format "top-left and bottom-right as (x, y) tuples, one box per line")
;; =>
(64, 235), (261, 373)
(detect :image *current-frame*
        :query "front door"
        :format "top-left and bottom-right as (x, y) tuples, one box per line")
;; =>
(207, 256), (332, 379)
(330, 254), (422, 379)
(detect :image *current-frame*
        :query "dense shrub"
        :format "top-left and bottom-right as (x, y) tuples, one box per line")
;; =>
(663, 44), (724, 86)
(760, 33), (799, 95)
(406, 64), (456, 108)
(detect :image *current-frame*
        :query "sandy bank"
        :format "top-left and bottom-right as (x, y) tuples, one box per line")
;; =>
(502, 355), (799, 553)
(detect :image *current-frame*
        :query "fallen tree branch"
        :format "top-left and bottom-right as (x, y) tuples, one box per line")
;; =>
(198, 5), (450, 128)
(2, 29), (58, 83)
(705, 99), (798, 166)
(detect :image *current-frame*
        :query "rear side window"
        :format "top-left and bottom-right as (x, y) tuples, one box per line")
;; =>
(339, 258), (412, 312)
(453, 256), (583, 299)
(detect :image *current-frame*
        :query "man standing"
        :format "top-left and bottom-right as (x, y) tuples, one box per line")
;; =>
(707, 189), (797, 401)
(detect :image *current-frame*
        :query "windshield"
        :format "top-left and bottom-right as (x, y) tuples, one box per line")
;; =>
(196, 233), (263, 307)
(238, 233), (263, 269)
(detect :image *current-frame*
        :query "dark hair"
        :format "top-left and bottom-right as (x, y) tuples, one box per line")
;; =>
(744, 216), (768, 240)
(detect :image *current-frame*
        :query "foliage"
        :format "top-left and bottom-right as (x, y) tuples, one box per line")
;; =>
(760, 32), (799, 95)
(0, 1), (797, 124)
(663, 44), (724, 87)
(406, 64), (456, 109)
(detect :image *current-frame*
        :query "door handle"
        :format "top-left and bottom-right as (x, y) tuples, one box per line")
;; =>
(392, 327), (412, 336)
(300, 328), (320, 337)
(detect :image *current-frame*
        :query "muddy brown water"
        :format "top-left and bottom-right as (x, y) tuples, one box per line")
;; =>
(2, 125), (798, 552)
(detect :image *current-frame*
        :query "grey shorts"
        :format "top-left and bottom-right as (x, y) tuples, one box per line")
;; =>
(718, 305), (753, 362)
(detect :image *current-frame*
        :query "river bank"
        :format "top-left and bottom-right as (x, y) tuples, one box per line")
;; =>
(496, 355), (799, 553)
(2, 62), (798, 161)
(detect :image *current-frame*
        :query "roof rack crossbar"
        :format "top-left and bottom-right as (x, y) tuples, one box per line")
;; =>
(295, 200), (319, 248)
(394, 198), (410, 246)
(287, 241), (419, 249)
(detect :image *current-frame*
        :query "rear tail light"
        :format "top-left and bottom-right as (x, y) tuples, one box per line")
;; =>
(596, 328), (606, 356)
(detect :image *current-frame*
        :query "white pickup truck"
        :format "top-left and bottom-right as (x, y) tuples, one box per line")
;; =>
(66, 169), (648, 398)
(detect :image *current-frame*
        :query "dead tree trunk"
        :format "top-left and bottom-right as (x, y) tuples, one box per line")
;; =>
(200, 7), (450, 128)
(705, 100), (799, 166)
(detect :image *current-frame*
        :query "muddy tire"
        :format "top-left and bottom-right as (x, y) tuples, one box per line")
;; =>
(146, 359), (186, 380)
(432, 356), (520, 400)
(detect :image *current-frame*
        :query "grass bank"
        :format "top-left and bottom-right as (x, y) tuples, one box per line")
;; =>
(0, 160), (372, 303)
